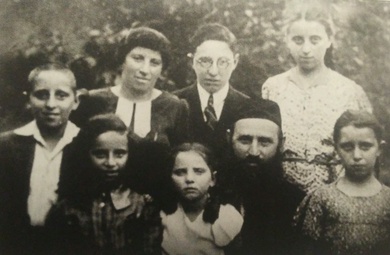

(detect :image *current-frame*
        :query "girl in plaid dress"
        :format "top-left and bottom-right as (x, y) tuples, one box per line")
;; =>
(47, 114), (162, 255)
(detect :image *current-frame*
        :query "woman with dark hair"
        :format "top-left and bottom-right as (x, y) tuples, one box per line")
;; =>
(48, 114), (162, 255)
(71, 27), (189, 146)
(294, 110), (390, 255)
(262, 5), (372, 193)
(160, 143), (243, 255)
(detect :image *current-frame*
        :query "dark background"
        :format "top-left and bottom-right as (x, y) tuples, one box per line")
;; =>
(0, 0), (389, 183)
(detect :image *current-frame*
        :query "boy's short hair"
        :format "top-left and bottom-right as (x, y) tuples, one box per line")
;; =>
(27, 63), (77, 93)
(189, 23), (238, 54)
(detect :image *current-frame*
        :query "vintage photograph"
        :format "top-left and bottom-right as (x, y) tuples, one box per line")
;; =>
(0, 0), (389, 254)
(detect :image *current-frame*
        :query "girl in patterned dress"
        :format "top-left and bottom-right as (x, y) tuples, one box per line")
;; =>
(262, 5), (372, 193)
(47, 114), (162, 255)
(294, 110), (390, 255)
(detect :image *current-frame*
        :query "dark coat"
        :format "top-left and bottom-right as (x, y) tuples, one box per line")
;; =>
(0, 131), (73, 254)
(174, 85), (279, 157)
(70, 88), (190, 147)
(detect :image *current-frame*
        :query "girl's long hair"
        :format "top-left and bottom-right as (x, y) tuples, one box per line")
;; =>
(58, 114), (130, 209)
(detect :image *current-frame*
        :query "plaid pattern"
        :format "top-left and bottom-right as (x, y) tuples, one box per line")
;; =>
(56, 193), (162, 254)
(91, 194), (132, 249)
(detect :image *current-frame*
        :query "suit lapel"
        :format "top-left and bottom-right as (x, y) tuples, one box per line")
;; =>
(188, 85), (206, 126)
(218, 87), (235, 129)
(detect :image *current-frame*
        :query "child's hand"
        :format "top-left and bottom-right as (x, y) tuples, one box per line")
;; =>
(203, 186), (221, 224)
(128, 190), (146, 218)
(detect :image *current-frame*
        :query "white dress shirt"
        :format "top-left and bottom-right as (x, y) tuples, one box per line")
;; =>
(14, 121), (79, 226)
(197, 83), (229, 121)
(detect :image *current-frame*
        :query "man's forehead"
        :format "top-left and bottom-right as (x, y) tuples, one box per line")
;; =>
(234, 118), (279, 136)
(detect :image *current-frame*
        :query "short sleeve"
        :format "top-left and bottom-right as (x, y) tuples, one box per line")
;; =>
(211, 204), (243, 247)
(261, 78), (272, 99)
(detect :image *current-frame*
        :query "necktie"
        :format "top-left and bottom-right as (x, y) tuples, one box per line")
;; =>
(204, 94), (218, 130)
(129, 103), (136, 131)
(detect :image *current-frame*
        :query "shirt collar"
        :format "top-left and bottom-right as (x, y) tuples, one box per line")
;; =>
(196, 82), (229, 104)
(111, 86), (162, 101)
(14, 120), (79, 151)
(288, 67), (331, 89)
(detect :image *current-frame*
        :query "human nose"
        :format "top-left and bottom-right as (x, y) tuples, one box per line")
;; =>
(207, 61), (219, 76)
(248, 140), (260, 157)
(185, 170), (195, 184)
(45, 94), (57, 108)
(139, 60), (151, 74)
(105, 153), (116, 168)
(353, 148), (363, 161)
(301, 41), (312, 54)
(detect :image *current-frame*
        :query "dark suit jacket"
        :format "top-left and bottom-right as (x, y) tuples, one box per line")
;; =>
(0, 131), (73, 254)
(175, 85), (279, 158)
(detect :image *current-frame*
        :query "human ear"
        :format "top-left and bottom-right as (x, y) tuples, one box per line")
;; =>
(279, 135), (286, 153)
(72, 88), (86, 110)
(210, 171), (217, 187)
(232, 53), (239, 69)
(377, 140), (386, 157)
(226, 129), (232, 145)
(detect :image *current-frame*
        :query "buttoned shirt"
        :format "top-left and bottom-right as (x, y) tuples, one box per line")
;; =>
(197, 83), (229, 121)
(14, 120), (79, 226)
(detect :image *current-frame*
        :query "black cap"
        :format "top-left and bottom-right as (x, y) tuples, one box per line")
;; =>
(234, 99), (282, 128)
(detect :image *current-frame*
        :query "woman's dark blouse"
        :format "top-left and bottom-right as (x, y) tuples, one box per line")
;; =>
(71, 87), (190, 146)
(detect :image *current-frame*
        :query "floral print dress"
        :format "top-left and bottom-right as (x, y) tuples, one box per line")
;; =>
(262, 67), (372, 192)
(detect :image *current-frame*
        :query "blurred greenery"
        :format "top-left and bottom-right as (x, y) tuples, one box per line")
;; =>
(0, 0), (389, 183)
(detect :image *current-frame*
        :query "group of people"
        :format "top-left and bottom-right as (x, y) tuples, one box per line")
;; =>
(0, 5), (389, 255)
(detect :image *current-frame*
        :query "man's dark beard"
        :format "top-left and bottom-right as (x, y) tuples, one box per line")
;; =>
(235, 151), (284, 183)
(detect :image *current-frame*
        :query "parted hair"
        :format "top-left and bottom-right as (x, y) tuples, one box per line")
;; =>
(189, 23), (238, 54)
(116, 27), (172, 70)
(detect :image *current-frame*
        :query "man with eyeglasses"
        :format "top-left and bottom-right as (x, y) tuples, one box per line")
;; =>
(175, 23), (278, 159)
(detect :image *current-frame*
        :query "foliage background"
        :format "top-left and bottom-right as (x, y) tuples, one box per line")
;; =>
(0, 0), (389, 183)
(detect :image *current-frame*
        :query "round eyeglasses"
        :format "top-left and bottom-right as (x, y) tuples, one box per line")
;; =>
(196, 57), (231, 69)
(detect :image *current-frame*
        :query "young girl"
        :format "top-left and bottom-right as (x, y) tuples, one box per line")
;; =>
(262, 5), (372, 193)
(294, 110), (390, 255)
(47, 114), (162, 254)
(161, 143), (243, 255)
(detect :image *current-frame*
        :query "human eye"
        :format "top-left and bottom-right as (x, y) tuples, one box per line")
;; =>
(193, 168), (207, 175)
(150, 58), (162, 67)
(292, 36), (304, 45)
(55, 90), (70, 100)
(217, 58), (230, 68)
(310, 36), (322, 44)
(359, 142), (374, 151)
(90, 149), (107, 159)
(32, 90), (49, 100)
(339, 142), (354, 152)
(130, 54), (144, 62)
(237, 135), (252, 145)
(197, 57), (213, 68)
(172, 168), (186, 176)
(114, 149), (128, 158)
(259, 137), (272, 146)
